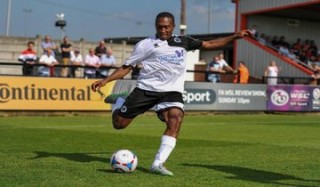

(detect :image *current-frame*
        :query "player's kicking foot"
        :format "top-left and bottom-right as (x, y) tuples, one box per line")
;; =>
(150, 164), (174, 176)
(104, 92), (128, 104)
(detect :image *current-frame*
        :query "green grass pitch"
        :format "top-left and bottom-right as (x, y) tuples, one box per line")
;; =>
(0, 113), (319, 187)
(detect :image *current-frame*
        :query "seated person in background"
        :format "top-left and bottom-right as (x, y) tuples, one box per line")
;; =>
(18, 41), (37, 76)
(315, 55), (320, 66)
(271, 35), (280, 48)
(38, 48), (59, 77)
(265, 35), (272, 47)
(250, 24), (258, 39)
(278, 43), (290, 57)
(292, 38), (302, 55)
(298, 51), (308, 64)
(258, 33), (266, 44)
(84, 48), (100, 79)
(97, 47), (116, 78)
(287, 49), (297, 60)
(70, 49), (83, 78)
(278, 36), (290, 49)
(310, 40), (318, 53)
(302, 39), (311, 52)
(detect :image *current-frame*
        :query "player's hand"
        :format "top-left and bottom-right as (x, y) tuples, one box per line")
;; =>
(236, 30), (254, 39)
(91, 80), (106, 92)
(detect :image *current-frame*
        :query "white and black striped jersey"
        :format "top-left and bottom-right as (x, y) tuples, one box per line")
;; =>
(124, 35), (202, 93)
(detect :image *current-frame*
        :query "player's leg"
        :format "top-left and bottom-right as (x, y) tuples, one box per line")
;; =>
(151, 101), (184, 176)
(109, 95), (133, 130)
(163, 107), (184, 138)
(111, 109), (133, 129)
(106, 88), (156, 130)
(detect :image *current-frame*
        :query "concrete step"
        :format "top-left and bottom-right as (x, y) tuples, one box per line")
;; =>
(0, 51), (20, 60)
(0, 65), (22, 75)
(0, 44), (28, 52)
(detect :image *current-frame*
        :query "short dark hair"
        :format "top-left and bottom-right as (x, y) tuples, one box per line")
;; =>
(155, 12), (175, 24)
(27, 41), (35, 46)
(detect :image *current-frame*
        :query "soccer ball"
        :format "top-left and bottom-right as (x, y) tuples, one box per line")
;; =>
(110, 149), (138, 173)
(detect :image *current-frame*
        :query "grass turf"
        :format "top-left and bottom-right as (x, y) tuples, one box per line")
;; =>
(0, 114), (319, 187)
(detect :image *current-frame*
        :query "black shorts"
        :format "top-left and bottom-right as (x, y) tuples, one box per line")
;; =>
(118, 87), (184, 119)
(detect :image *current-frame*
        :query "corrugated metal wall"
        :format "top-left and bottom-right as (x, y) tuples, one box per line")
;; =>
(247, 15), (320, 47)
(236, 0), (316, 31)
(236, 39), (310, 79)
(238, 0), (314, 14)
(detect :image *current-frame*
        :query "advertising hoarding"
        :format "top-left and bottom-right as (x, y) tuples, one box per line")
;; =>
(267, 85), (320, 111)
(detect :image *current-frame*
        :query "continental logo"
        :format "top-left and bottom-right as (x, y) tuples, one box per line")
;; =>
(0, 83), (91, 103)
(183, 89), (216, 104)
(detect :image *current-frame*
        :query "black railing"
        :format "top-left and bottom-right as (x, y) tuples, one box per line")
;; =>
(0, 62), (317, 85)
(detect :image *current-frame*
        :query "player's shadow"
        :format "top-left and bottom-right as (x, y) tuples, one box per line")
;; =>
(30, 151), (150, 174)
(97, 167), (150, 174)
(183, 164), (320, 187)
(29, 151), (110, 163)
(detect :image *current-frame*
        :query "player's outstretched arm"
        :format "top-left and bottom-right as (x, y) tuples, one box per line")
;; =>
(91, 65), (133, 92)
(201, 29), (253, 50)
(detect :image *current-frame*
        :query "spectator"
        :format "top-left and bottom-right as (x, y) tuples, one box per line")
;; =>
(265, 35), (272, 47)
(310, 40), (318, 54)
(271, 35), (279, 48)
(250, 24), (258, 39)
(292, 38), (302, 55)
(84, 48), (100, 79)
(278, 43), (290, 57)
(298, 51), (308, 64)
(60, 36), (72, 77)
(233, 61), (249, 84)
(305, 48), (315, 63)
(287, 49), (297, 60)
(41, 35), (58, 57)
(206, 56), (224, 83)
(70, 49), (83, 78)
(308, 55), (318, 66)
(18, 41), (37, 76)
(38, 48), (59, 77)
(310, 63), (320, 85)
(95, 40), (107, 58)
(264, 60), (280, 85)
(258, 33), (266, 45)
(302, 39), (311, 52)
(208, 52), (235, 83)
(315, 55), (320, 66)
(217, 52), (234, 72)
(97, 47), (116, 78)
(198, 57), (207, 65)
(278, 36), (289, 48)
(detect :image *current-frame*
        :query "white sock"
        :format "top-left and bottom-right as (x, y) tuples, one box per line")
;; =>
(152, 135), (176, 167)
(112, 97), (125, 113)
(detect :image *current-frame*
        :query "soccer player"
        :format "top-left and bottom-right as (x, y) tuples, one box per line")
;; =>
(91, 12), (253, 176)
